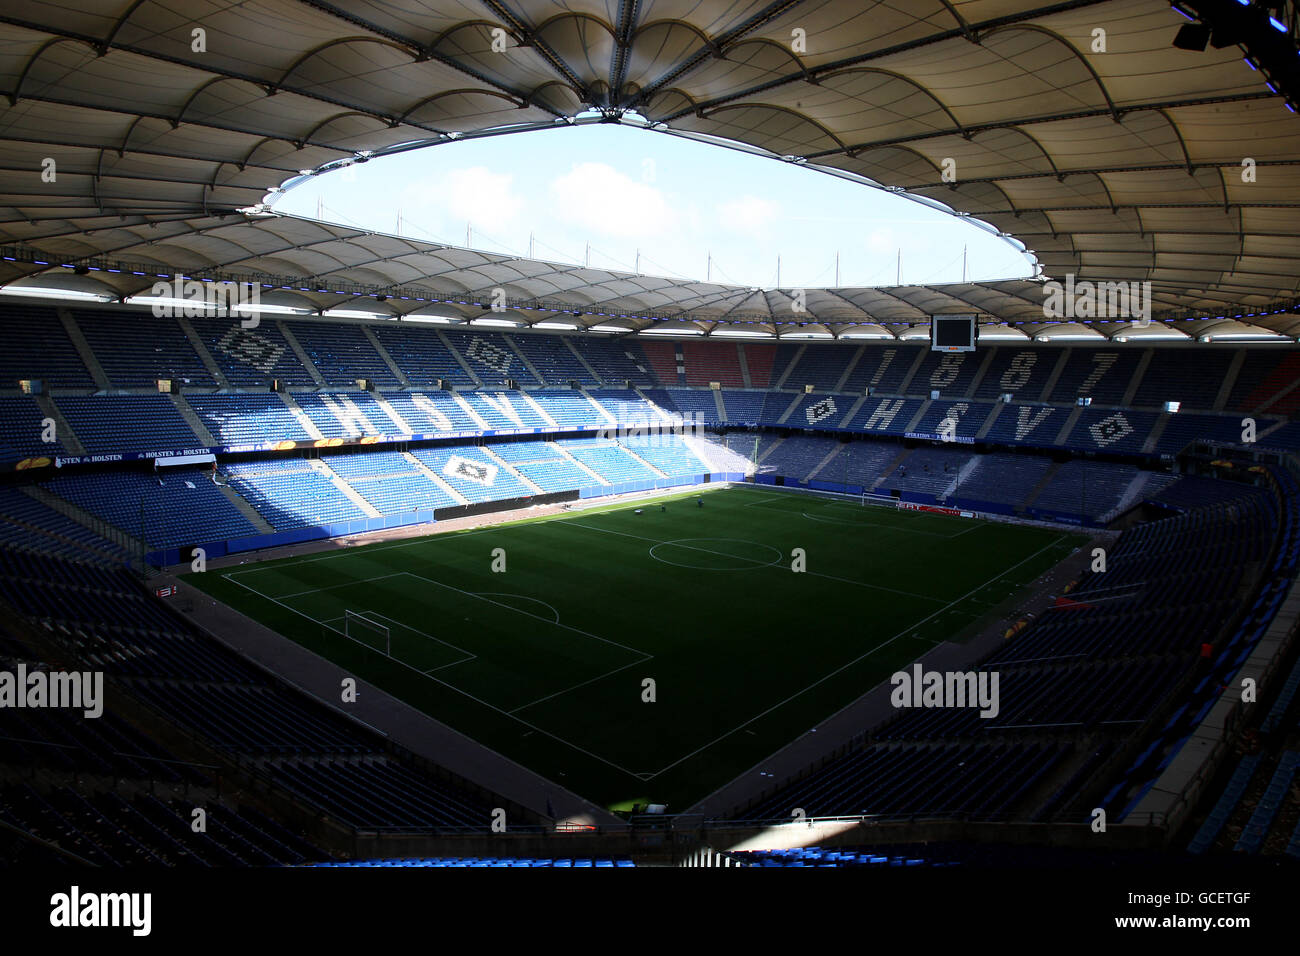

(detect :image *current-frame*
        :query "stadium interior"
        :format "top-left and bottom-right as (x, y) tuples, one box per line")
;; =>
(0, 0), (1298, 883)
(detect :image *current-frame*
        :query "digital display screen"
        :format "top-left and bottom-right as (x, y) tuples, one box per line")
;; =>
(931, 315), (976, 351)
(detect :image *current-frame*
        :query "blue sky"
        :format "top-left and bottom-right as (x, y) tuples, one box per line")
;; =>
(274, 122), (1035, 289)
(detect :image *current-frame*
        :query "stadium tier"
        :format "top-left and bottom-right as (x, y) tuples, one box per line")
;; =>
(1, 308), (1294, 467)
(737, 470), (1297, 826)
(0, 546), (532, 851)
(0, 307), (1295, 593)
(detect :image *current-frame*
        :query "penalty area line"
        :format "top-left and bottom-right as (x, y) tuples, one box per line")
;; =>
(222, 571), (649, 780)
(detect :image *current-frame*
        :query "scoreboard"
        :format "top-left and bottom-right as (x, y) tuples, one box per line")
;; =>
(930, 314), (977, 352)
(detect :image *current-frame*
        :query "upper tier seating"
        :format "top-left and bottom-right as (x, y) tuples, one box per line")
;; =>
(1049, 348), (1142, 405)
(288, 321), (400, 388)
(191, 317), (316, 388)
(459, 391), (549, 429)
(743, 343), (777, 388)
(440, 330), (539, 387)
(0, 305), (93, 388)
(682, 341), (746, 387)
(778, 345), (857, 390)
(294, 392), (398, 438)
(1133, 351), (1233, 410)
(74, 311), (213, 388)
(1228, 351), (1300, 414)
(841, 345), (914, 394)
(637, 341), (683, 385)
(565, 337), (655, 386)
(972, 347), (1057, 401)
(370, 324), (475, 387)
(526, 390), (607, 428)
(506, 334), (597, 386)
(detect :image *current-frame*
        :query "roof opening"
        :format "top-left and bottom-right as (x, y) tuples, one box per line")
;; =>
(274, 122), (1036, 289)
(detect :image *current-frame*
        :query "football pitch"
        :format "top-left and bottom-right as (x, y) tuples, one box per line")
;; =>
(186, 485), (1086, 810)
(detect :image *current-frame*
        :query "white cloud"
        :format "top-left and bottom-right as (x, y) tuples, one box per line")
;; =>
(865, 227), (896, 255)
(548, 162), (678, 238)
(402, 166), (525, 232)
(715, 195), (781, 237)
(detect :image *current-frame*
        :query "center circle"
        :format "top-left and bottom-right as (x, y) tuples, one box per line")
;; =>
(648, 537), (783, 571)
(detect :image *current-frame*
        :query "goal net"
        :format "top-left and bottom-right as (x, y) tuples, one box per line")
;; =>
(344, 609), (391, 657)
(861, 491), (897, 509)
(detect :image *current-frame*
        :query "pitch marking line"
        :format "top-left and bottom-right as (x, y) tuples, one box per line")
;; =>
(245, 571), (407, 600)
(223, 569), (651, 779)
(799, 509), (953, 536)
(398, 571), (649, 660)
(340, 608), (478, 670)
(284, 607), (478, 673)
(740, 493), (789, 508)
(474, 592), (561, 624)
(643, 533), (1074, 780)
(648, 537), (784, 572)
(218, 501), (1072, 781)
(561, 520), (949, 604)
(507, 658), (648, 715)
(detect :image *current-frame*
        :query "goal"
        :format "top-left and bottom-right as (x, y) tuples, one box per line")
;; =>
(861, 491), (897, 509)
(344, 609), (391, 657)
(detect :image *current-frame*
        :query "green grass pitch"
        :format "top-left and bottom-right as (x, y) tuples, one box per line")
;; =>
(186, 485), (1085, 811)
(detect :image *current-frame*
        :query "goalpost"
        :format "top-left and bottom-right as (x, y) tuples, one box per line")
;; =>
(344, 609), (391, 658)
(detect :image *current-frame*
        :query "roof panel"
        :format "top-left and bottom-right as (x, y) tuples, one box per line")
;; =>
(0, 0), (1294, 335)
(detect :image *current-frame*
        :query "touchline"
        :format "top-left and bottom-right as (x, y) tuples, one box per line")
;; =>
(0, 665), (103, 718)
